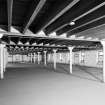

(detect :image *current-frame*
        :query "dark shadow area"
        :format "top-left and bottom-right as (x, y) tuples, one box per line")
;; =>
(46, 63), (70, 74)
(47, 63), (103, 82)
(56, 64), (70, 74)
(45, 63), (103, 83)
(73, 65), (103, 82)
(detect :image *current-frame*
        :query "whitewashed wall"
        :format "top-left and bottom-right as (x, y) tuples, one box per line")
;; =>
(47, 50), (103, 68)
(78, 50), (102, 68)
(7, 49), (103, 68)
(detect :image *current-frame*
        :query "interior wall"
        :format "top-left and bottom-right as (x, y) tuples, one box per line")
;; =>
(7, 49), (103, 68)
(78, 50), (102, 68)
(47, 49), (103, 68)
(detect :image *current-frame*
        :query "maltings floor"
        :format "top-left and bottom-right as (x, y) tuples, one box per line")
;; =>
(0, 63), (105, 105)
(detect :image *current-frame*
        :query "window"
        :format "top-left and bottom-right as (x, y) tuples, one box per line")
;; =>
(97, 50), (103, 65)
(74, 52), (79, 64)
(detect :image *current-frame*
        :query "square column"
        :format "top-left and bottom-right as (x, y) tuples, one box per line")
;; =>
(68, 47), (74, 74)
(101, 41), (105, 82)
(53, 49), (57, 70)
(3, 47), (8, 72)
(22, 54), (24, 62)
(30, 53), (33, 63)
(33, 53), (36, 63)
(0, 44), (5, 79)
(44, 51), (47, 66)
(29, 53), (31, 62)
(27, 54), (29, 62)
(38, 52), (40, 64)
(48, 53), (51, 62)
(12, 54), (13, 62)
(79, 51), (82, 64)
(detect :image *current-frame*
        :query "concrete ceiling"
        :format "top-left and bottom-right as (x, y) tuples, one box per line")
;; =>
(0, 0), (105, 53)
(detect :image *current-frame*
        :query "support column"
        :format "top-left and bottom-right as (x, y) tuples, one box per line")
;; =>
(28, 54), (30, 62)
(22, 54), (24, 62)
(26, 54), (28, 62)
(29, 53), (31, 62)
(30, 53), (33, 63)
(38, 52), (40, 64)
(3, 47), (8, 72)
(48, 53), (51, 62)
(53, 49), (57, 70)
(79, 51), (82, 64)
(27, 54), (29, 63)
(101, 41), (105, 82)
(12, 54), (13, 63)
(33, 53), (36, 63)
(68, 47), (74, 74)
(29, 53), (31, 63)
(0, 44), (5, 79)
(44, 51), (47, 66)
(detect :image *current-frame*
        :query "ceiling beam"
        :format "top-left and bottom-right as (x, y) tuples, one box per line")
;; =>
(51, 1), (105, 34)
(26, 38), (32, 44)
(23, 0), (46, 34)
(72, 23), (105, 37)
(67, 15), (105, 36)
(73, 1), (105, 22)
(0, 25), (8, 32)
(6, 44), (66, 48)
(51, 24), (68, 33)
(2, 32), (99, 42)
(40, 0), (80, 31)
(7, 0), (13, 32)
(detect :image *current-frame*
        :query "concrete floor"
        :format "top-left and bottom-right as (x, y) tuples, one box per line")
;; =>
(0, 63), (105, 105)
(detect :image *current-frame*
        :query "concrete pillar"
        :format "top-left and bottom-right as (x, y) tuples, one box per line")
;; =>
(3, 47), (8, 72)
(38, 52), (40, 64)
(44, 51), (47, 66)
(59, 53), (62, 62)
(48, 53), (51, 62)
(3, 47), (5, 71)
(101, 41), (105, 82)
(12, 54), (13, 63)
(22, 54), (24, 62)
(79, 51), (82, 64)
(53, 49), (57, 70)
(68, 47), (74, 74)
(0, 44), (5, 79)
(30, 53), (33, 63)
(33, 53), (36, 63)
(29, 53), (31, 62)
(21, 54), (22, 62)
(27, 54), (29, 62)
(28, 54), (30, 62)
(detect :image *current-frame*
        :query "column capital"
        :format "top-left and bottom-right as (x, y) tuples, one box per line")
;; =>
(38, 52), (41, 54)
(100, 40), (105, 46)
(44, 50), (47, 53)
(53, 49), (57, 53)
(33, 53), (35, 55)
(68, 46), (74, 50)
(0, 44), (6, 48)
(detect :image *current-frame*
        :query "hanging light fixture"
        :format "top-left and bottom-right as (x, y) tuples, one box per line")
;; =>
(69, 21), (75, 26)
